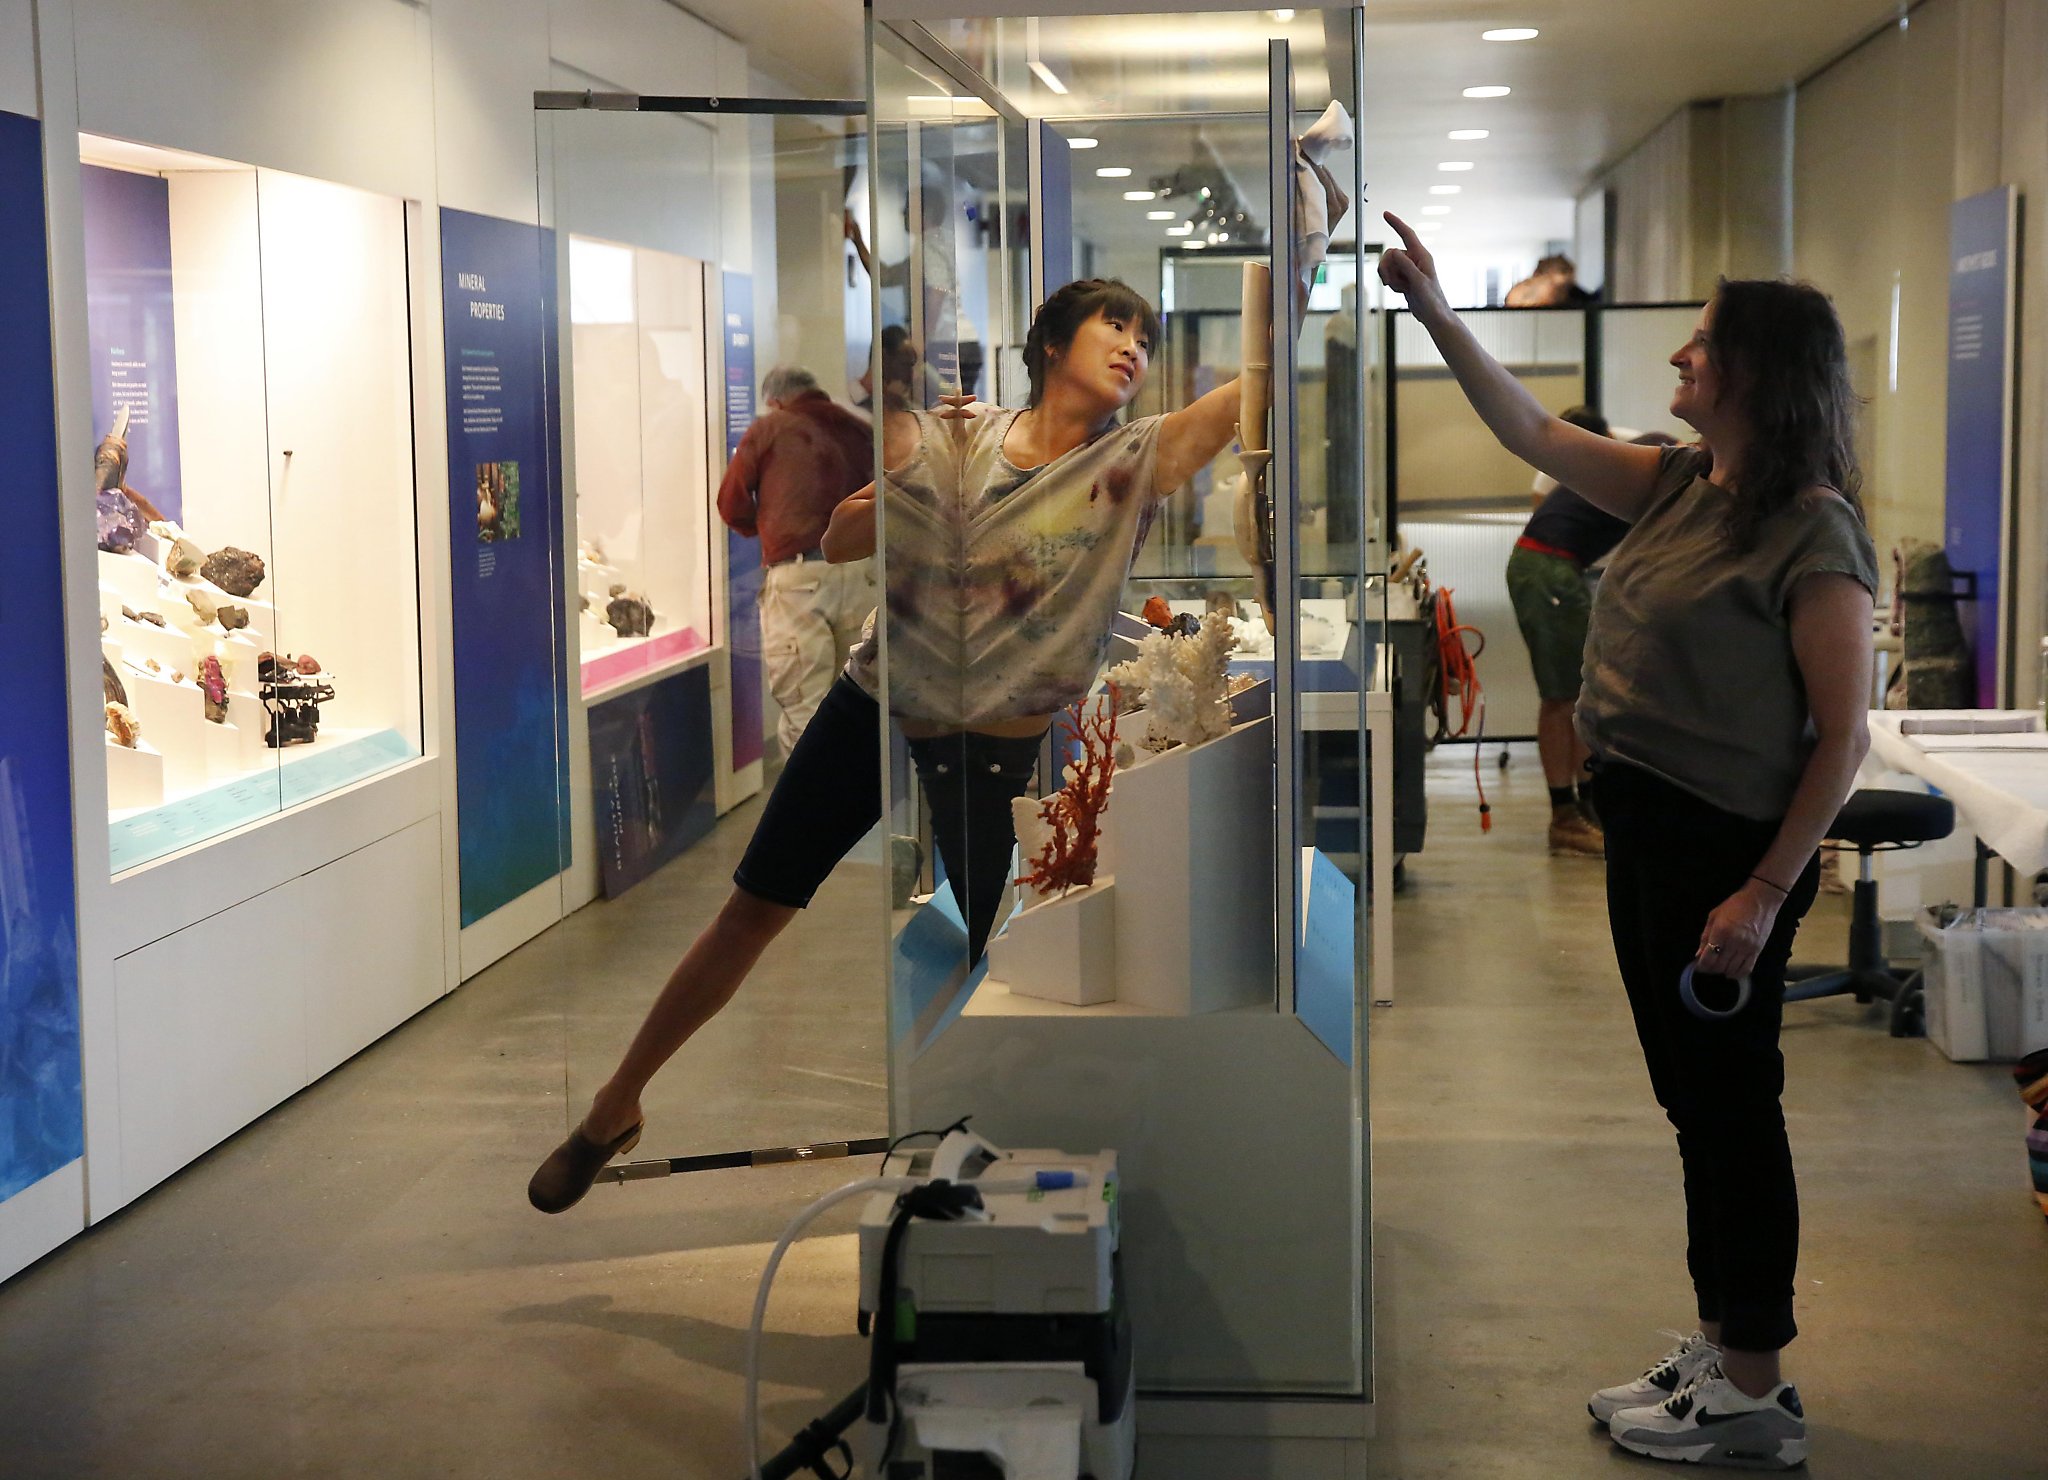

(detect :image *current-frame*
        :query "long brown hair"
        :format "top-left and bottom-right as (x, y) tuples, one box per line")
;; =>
(1705, 278), (1865, 547)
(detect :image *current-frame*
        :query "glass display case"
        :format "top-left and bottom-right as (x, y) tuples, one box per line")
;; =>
(868, 2), (1378, 1414)
(566, 234), (716, 695)
(537, 114), (720, 700)
(80, 136), (422, 872)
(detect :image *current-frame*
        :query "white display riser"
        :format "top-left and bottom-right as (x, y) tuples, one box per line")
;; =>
(988, 879), (1118, 1006)
(1096, 716), (1275, 1014)
(98, 548), (277, 655)
(114, 663), (264, 792)
(104, 736), (166, 811)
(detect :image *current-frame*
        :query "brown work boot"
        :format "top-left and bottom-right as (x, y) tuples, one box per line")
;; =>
(1548, 810), (1605, 858)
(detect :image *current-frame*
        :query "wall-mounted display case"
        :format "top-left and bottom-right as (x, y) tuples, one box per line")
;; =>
(80, 137), (422, 873)
(566, 234), (716, 696)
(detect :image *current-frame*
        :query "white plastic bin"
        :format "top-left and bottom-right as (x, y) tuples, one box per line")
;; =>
(1919, 908), (2048, 1062)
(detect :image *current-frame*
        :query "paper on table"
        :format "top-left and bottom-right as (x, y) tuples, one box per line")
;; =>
(1900, 713), (2043, 736)
(1910, 733), (2048, 753)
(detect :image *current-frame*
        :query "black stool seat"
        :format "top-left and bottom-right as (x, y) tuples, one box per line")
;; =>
(1826, 789), (1955, 850)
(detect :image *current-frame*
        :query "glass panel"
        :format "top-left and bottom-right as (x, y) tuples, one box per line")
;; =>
(82, 135), (422, 873)
(1599, 301), (1705, 440)
(871, 7), (1369, 1399)
(536, 103), (891, 1159)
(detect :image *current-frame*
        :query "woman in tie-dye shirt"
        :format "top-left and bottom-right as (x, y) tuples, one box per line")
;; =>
(531, 278), (1262, 1213)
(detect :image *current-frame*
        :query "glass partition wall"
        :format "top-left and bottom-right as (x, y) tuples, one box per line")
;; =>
(870, 4), (1377, 1402)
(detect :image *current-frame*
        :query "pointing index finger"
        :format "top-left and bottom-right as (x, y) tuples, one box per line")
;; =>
(1383, 210), (1423, 253)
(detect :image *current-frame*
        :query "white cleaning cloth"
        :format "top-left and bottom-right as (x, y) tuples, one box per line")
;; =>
(1294, 99), (1354, 315)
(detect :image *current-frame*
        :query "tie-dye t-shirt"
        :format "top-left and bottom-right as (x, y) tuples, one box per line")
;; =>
(846, 406), (1165, 727)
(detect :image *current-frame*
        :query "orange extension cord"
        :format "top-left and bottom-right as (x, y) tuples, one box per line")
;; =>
(1430, 585), (1492, 831)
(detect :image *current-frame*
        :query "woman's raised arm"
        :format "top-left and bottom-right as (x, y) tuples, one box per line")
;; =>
(1379, 212), (1664, 522)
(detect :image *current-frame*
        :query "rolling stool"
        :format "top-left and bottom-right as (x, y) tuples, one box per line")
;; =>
(1784, 788), (1956, 1036)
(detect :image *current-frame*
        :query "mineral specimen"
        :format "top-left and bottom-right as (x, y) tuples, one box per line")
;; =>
(295, 654), (321, 675)
(606, 595), (655, 638)
(216, 605), (250, 632)
(120, 605), (138, 623)
(96, 487), (148, 554)
(1141, 594), (1174, 629)
(101, 657), (126, 708)
(186, 590), (219, 624)
(104, 701), (141, 748)
(139, 610), (166, 628)
(201, 546), (266, 597)
(198, 656), (228, 723)
(165, 536), (204, 578)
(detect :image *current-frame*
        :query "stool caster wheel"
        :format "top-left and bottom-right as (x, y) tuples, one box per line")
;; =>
(1889, 973), (1925, 1039)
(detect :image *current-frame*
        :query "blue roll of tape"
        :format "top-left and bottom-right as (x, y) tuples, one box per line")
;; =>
(1679, 960), (1752, 1021)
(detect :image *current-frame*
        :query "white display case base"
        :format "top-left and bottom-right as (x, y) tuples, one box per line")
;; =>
(105, 735), (166, 811)
(1098, 716), (1275, 1015)
(988, 879), (1118, 1006)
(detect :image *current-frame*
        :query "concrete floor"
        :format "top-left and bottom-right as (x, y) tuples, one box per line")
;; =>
(0, 749), (2042, 1477)
(1368, 745), (2048, 1480)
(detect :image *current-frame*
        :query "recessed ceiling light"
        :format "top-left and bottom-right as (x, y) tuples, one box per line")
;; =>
(1028, 59), (1069, 95)
(1147, 210), (1177, 220)
(1462, 86), (1511, 99)
(1482, 28), (1539, 41)
(1269, 8), (1296, 20)
(1422, 206), (1452, 215)
(1438, 161), (1476, 172)
(1096, 166), (1132, 178)
(1166, 223), (1194, 235)
(1429, 185), (1462, 195)
(1124, 190), (1158, 201)
(1418, 221), (1444, 232)
(1068, 137), (1099, 150)
(1184, 239), (1209, 250)
(1448, 129), (1490, 141)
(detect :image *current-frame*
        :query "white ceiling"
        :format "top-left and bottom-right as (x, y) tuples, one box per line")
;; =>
(693, 0), (1911, 265)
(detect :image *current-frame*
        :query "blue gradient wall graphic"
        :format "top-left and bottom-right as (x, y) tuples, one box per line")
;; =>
(443, 209), (570, 927)
(0, 109), (85, 1204)
(1944, 187), (2016, 707)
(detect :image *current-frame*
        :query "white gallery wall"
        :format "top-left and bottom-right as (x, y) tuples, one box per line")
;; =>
(3, 0), (771, 1283)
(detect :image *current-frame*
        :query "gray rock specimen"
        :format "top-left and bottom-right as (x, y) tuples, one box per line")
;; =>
(165, 536), (204, 578)
(201, 546), (266, 597)
(606, 594), (655, 638)
(216, 604), (250, 632)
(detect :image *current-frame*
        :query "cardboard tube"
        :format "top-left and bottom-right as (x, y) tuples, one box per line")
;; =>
(1238, 262), (1273, 455)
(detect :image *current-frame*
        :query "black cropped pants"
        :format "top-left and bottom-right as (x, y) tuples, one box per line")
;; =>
(1592, 762), (1821, 1353)
(734, 675), (1043, 963)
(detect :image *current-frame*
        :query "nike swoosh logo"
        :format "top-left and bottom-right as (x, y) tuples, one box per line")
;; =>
(1695, 1409), (1749, 1426)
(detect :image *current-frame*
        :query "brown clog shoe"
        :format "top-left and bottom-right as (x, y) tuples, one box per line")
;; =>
(527, 1121), (643, 1213)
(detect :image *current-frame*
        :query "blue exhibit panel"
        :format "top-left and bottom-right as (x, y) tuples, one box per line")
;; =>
(723, 270), (763, 773)
(0, 108), (85, 1204)
(441, 209), (570, 928)
(1944, 187), (2014, 707)
(78, 164), (182, 523)
(588, 664), (717, 898)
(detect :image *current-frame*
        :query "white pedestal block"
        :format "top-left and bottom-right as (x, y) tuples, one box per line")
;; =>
(97, 548), (161, 610)
(580, 608), (618, 653)
(120, 669), (216, 793)
(115, 617), (206, 678)
(989, 879), (1118, 1006)
(105, 736), (165, 811)
(1098, 717), (1274, 1014)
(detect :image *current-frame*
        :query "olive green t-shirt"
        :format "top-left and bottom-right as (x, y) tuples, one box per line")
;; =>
(1575, 445), (1879, 821)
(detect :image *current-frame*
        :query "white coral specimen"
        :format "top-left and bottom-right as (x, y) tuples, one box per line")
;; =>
(1104, 611), (1239, 751)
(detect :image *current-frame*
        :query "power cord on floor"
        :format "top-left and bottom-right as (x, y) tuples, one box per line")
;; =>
(1429, 584), (1491, 831)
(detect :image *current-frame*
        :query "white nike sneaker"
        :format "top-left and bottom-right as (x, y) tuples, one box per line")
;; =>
(1608, 1361), (1808, 1470)
(1588, 1330), (1721, 1424)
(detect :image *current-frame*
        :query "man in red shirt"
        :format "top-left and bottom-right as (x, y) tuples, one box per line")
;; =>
(718, 365), (877, 755)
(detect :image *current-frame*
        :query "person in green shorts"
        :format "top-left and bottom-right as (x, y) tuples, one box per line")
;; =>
(1505, 408), (1671, 855)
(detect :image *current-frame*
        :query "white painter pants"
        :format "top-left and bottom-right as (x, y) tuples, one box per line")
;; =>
(758, 555), (877, 756)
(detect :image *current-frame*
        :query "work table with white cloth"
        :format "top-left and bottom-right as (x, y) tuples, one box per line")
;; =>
(1865, 710), (2048, 900)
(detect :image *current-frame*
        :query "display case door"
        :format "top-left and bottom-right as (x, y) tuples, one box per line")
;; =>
(871, 13), (1371, 1402)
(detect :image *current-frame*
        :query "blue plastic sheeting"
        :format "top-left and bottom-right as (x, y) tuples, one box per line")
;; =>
(1296, 848), (1357, 1066)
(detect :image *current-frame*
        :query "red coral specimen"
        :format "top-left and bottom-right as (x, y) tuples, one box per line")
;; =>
(1017, 685), (1120, 897)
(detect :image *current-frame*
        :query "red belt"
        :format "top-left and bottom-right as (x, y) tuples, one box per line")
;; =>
(1515, 535), (1582, 565)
